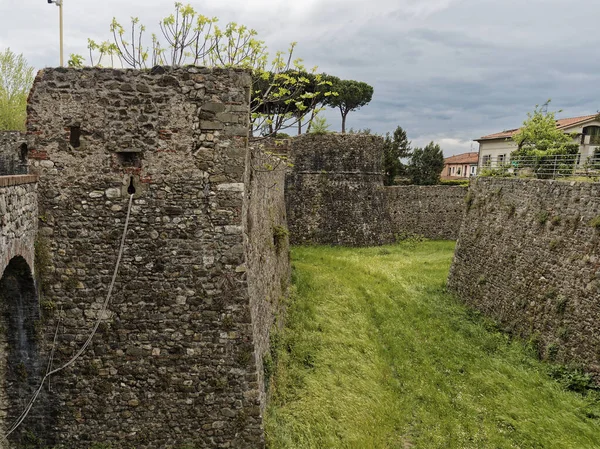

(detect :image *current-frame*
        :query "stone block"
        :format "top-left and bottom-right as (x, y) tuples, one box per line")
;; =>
(200, 120), (225, 130)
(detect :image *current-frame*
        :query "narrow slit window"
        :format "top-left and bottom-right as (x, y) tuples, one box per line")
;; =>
(19, 143), (28, 163)
(127, 176), (136, 195)
(70, 126), (81, 148)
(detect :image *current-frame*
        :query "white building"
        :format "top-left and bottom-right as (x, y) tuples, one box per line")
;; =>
(476, 114), (600, 168)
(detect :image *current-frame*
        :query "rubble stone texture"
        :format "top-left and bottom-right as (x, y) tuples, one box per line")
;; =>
(0, 132), (27, 176)
(0, 176), (37, 279)
(285, 133), (466, 245)
(449, 177), (600, 376)
(20, 66), (289, 448)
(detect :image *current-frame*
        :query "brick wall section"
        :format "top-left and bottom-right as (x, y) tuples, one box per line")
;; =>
(448, 178), (600, 376)
(24, 66), (287, 448)
(384, 185), (467, 240)
(286, 134), (466, 245)
(0, 132), (27, 176)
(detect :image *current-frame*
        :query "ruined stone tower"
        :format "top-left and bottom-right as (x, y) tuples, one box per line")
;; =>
(21, 67), (289, 448)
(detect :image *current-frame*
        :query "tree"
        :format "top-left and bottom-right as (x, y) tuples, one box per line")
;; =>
(308, 114), (330, 135)
(407, 141), (444, 185)
(251, 68), (336, 136)
(511, 101), (579, 178)
(383, 126), (411, 185)
(0, 48), (35, 131)
(512, 101), (578, 153)
(325, 79), (373, 133)
(79, 3), (336, 137)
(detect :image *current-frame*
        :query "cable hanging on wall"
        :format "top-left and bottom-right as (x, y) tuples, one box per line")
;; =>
(2, 193), (135, 441)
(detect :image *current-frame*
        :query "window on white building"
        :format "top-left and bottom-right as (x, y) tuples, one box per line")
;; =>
(583, 126), (600, 145)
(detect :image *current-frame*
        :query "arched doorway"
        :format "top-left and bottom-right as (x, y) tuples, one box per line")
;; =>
(0, 256), (55, 447)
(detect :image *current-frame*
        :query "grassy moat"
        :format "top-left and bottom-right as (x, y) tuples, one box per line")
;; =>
(265, 241), (600, 449)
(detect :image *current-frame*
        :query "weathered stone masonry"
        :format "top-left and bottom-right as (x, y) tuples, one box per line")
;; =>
(0, 175), (42, 447)
(0, 132), (28, 176)
(23, 67), (289, 448)
(448, 178), (600, 376)
(286, 134), (467, 246)
(286, 134), (389, 246)
(384, 185), (466, 241)
(0, 175), (38, 278)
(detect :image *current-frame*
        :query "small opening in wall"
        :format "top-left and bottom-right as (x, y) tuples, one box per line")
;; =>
(116, 152), (142, 168)
(19, 143), (28, 163)
(127, 177), (136, 195)
(69, 126), (81, 148)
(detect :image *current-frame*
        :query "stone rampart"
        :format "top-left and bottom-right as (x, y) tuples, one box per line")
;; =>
(23, 66), (288, 448)
(286, 134), (388, 246)
(286, 134), (466, 245)
(448, 177), (600, 376)
(244, 142), (290, 410)
(384, 185), (467, 240)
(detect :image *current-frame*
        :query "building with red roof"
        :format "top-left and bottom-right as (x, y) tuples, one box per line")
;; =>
(476, 114), (600, 168)
(441, 152), (479, 180)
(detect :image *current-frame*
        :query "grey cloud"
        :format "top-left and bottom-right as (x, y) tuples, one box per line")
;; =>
(2, 0), (600, 156)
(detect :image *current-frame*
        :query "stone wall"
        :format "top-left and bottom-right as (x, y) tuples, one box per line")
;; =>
(448, 178), (600, 376)
(24, 66), (288, 448)
(0, 132), (27, 176)
(0, 175), (38, 277)
(286, 134), (466, 245)
(286, 133), (389, 246)
(244, 141), (290, 411)
(0, 175), (40, 445)
(384, 185), (467, 240)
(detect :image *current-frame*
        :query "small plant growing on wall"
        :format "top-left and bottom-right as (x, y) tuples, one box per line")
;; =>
(464, 191), (475, 211)
(506, 203), (516, 218)
(273, 225), (289, 254)
(554, 295), (568, 315)
(536, 210), (549, 226)
(588, 216), (600, 229)
(546, 342), (559, 361)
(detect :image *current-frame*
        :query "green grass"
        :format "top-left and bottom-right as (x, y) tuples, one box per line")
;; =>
(265, 241), (600, 449)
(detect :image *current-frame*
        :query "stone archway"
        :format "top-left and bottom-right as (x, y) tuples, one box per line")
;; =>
(0, 256), (54, 447)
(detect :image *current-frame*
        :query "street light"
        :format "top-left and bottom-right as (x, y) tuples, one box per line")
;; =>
(47, 0), (63, 67)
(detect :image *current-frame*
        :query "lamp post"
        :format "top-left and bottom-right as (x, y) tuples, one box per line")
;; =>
(47, 0), (63, 66)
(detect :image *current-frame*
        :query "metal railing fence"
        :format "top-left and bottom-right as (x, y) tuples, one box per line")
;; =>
(479, 154), (600, 179)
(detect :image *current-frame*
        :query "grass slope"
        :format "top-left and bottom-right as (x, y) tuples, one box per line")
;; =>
(265, 241), (600, 449)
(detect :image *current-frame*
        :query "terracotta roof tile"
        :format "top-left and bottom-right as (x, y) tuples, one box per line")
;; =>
(556, 114), (598, 129)
(444, 152), (479, 164)
(477, 114), (599, 141)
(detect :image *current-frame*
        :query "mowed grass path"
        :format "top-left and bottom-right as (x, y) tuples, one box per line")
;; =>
(265, 241), (600, 449)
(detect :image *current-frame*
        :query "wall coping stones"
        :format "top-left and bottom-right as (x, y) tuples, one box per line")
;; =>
(0, 175), (38, 187)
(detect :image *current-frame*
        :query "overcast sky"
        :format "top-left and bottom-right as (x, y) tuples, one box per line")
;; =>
(1, 0), (599, 155)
